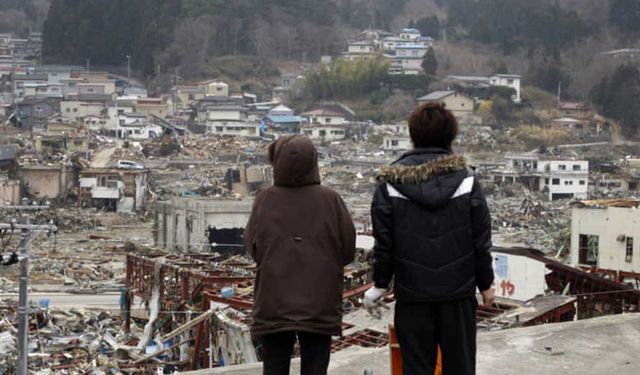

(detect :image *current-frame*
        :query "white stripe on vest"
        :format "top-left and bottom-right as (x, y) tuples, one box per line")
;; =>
(386, 176), (474, 201)
(386, 183), (408, 200)
(451, 176), (474, 199)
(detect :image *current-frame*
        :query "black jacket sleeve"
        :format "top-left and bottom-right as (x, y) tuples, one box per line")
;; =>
(470, 178), (494, 292)
(371, 183), (394, 289)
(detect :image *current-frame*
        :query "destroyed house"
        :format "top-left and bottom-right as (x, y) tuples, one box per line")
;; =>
(571, 200), (640, 275)
(225, 164), (273, 196)
(0, 145), (17, 174)
(15, 98), (59, 129)
(155, 197), (253, 253)
(383, 135), (411, 153)
(33, 133), (89, 155)
(496, 155), (589, 201)
(301, 123), (347, 141)
(78, 168), (149, 213)
(19, 164), (75, 199)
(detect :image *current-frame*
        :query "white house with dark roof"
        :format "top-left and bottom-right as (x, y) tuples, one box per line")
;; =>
(489, 74), (522, 103)
(399, 28), (421, 41)
(446, 74), (522, 103)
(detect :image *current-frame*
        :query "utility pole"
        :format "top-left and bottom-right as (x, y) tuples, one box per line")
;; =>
(0, 202), (56, 375)
(126, 55), (131, 81)
(10, 53), (16, 106)
(557, 81), (562, 108)
(86, 58), (91, 74)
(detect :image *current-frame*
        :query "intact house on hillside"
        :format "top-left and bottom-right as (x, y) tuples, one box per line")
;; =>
(559, 101), (590, 119)
(389, 44), (429, 75)
(61, 99), (106, 122)
(193, 96), (260, 137)
(260, 104), (304, 136)
(446, 74), (522, 103)
(570, 200), (640, 275)
(78, 168), (149, 213)
(12, 73), (48, 102)
(417, 91), (475, 122)
(134, 98), (171, 119)
(344, 40), (377, 59)
(300, 103), (355, 126)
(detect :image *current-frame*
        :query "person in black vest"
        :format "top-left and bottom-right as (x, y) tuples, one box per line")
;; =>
(365, 102), (495, 375)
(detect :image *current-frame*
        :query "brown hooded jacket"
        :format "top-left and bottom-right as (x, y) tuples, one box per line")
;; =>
(244, 135), (356, 337)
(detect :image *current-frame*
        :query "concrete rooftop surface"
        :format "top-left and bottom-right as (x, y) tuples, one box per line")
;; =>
(183, 313), (640, 375)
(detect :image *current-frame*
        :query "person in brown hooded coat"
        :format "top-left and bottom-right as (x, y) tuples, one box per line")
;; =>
(244, 134), (356, 375)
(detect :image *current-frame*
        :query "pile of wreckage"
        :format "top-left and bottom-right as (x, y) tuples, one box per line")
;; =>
(489, 190), (572, 257)
(0, 298), (129, 374)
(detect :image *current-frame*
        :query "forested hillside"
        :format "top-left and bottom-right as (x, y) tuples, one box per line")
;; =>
(42, 0), (406, 78)
(0, 0), (50, 36)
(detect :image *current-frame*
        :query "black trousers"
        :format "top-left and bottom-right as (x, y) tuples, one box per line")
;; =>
(260, 331), (332, 375)
(395, 297), (477, 375)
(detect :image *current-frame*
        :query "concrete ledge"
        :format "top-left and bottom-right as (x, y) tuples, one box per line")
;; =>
(182, 313), (640, 375)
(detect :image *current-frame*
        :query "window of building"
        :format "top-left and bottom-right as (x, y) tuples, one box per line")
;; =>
(579, 234), (599, 266)
(66, 108), (70, 112)
(87, 88), (94, 92)
(626, 237), (633, 263)
(391, 140), (399, 146)
(545, 178), (549, 185)
(579, 180), (586, 185)
(319, 130), (326, 137)
(552, 178), (560, 185)
(325, 118), (331, 124)
(559, 164), (567, 170)
(565, 181), (573, 185)
(73, 108), (77, 112)
(573, 165), (581, 171)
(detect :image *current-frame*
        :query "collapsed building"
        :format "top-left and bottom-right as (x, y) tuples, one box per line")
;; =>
(493, 154), (589, 201)
(154, 198), (253, 253)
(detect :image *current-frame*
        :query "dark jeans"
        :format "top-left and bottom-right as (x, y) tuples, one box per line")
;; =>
(395, 297), (477, 375)
(260, 331), (332, 375)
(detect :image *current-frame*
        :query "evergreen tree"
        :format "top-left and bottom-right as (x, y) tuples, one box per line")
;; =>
(421, 48), (438, 76)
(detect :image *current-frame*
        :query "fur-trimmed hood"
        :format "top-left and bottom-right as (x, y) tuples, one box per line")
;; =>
(377, 155), (467, 184)
(377, 150), (470, 209)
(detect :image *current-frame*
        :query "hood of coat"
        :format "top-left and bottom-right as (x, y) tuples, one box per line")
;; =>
(270, 134), (321, 187)
(377, 149), (468, 209)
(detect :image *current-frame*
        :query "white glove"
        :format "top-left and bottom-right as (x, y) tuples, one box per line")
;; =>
(364, 287), (388, 319)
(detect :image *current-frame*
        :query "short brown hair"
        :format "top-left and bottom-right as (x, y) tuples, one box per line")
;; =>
(408, 102), (459, 150)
